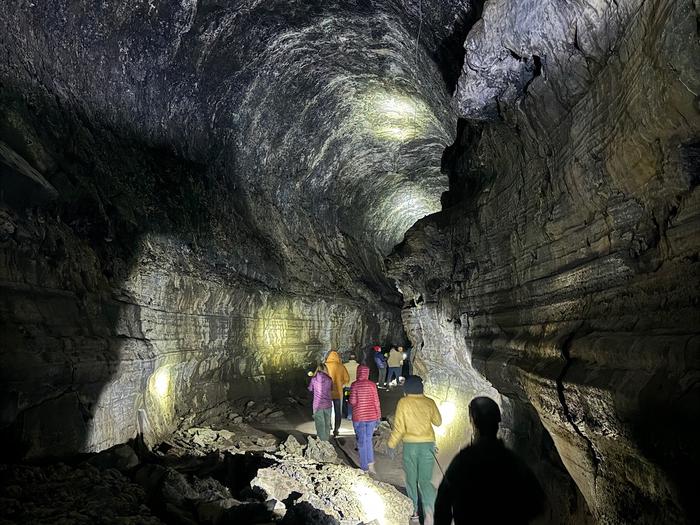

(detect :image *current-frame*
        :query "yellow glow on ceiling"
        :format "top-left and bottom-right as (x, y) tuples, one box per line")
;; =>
(356, 92), (430, 142)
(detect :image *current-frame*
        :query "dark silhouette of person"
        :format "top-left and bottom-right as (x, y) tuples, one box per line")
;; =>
(434, 396), (545, 525)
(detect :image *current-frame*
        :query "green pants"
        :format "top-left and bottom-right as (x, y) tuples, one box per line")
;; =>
(403, 442), (436, 514)
(313, 408), (332, 441)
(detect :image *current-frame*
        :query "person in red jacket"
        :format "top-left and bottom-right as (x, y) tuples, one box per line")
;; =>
(348, 365), (381, 473)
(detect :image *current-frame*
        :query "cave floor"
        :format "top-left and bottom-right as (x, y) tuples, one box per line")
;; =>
(253, 385), (408, 489)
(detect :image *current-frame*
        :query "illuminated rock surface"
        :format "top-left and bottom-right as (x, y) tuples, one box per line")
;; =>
(389, 0), (700, 523)
(0, 0), (698, 523)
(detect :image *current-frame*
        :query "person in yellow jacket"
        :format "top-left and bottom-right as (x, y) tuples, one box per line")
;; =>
(325, 350), (350, 437)
(388, 375), (442, 525)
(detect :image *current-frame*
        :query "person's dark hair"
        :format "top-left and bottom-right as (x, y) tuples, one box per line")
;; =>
(403, 375), (424, 394)
(469, 396), (501, 439)
(349, 353), (356, 360)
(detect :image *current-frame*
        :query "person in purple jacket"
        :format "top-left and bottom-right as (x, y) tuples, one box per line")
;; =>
(308, 362), (333, 441)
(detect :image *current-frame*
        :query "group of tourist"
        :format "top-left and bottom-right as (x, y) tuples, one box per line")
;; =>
(308, 348), (545, 525)
(372, 344), (408, 388)
(307, 347), (441, 523)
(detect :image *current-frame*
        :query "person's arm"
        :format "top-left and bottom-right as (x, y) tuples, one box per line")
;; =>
(432, 399), (443, 427)
(434, 476), (453, 525)
(387, 400), (405, 448)
(373, 385), (381, 419)
(349, 384), (357, 407)
(342, 365), (349, 386)
(308, 376), (314, 393)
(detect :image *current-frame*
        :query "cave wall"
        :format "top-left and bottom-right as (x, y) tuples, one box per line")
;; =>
(0, 136), (401, 459)
(390, 0), (700, 523)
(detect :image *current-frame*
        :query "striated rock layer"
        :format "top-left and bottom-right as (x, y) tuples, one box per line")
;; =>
(390, 0), (699, 523)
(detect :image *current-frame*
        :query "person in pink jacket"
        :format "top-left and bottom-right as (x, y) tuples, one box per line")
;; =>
(349, 365), (381, 473)
(308, 363), (333, 441)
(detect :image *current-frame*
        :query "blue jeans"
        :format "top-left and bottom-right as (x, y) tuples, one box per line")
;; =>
(353, 420), (378, 470)
(388, 366), (401, 382)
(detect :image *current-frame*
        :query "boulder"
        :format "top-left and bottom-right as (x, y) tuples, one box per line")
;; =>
(278, 435), (304, 457)
(251, 457), (413, 525)
(304, 437), (339, 464)
(88, 443), (140, 472)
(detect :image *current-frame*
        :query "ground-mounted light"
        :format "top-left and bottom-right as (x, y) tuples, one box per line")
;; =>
(353, 477), (387, 524)
(435, 400), (457, 437)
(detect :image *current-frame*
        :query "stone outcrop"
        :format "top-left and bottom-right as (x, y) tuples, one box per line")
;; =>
(252, 456), (413, 525)
(389, 0), (700, 523)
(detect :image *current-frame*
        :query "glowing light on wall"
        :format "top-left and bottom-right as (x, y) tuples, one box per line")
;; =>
(435, 400), (457, 437)
(151, 366), (171, 398)
(353, 478), (387, 524)
(375, 125), (418, 141)
(354, 91), (431, 143)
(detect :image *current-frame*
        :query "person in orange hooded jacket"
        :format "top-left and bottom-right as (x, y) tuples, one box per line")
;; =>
(325, 350), (350, 437)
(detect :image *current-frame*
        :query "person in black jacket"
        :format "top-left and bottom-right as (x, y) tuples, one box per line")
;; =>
(434, 396), (545, 525)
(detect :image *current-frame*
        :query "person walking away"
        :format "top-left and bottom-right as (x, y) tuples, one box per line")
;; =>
(387, 346), (404, 386)
(307, 363), (333, 441)
(348, 364), (381, 473)
(373, 345), (388, 388)
(325, 350), (349, 437)
(387, 376), (441, 525)
(344, 353), (360, 420)
(434, 397), (545, 525)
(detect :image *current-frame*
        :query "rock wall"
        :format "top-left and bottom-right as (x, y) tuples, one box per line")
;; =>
(390, 0), (700, 523)
(0, 118), (403, 458)
(0, 198), (401, 459)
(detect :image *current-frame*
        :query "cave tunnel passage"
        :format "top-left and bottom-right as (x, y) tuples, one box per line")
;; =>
(1, 0), (700, 524)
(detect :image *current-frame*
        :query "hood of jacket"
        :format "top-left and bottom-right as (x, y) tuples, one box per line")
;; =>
(356, 365), (370, 380)
(325, 350), (341, 363)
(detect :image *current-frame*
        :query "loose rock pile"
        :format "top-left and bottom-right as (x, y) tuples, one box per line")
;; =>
(179, 398), (293, 430)
(164, 424), (279, 457)
(1, 417), (412, 525)
(252, 456), (412, 525)
(0, 460), (162, 524)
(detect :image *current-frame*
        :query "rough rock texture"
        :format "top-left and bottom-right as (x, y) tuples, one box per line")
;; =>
(0, 0), (471, 459)
(252, 456), (413, 525)
(390, 0), (700, 523)
(0, 462), (163, 524)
